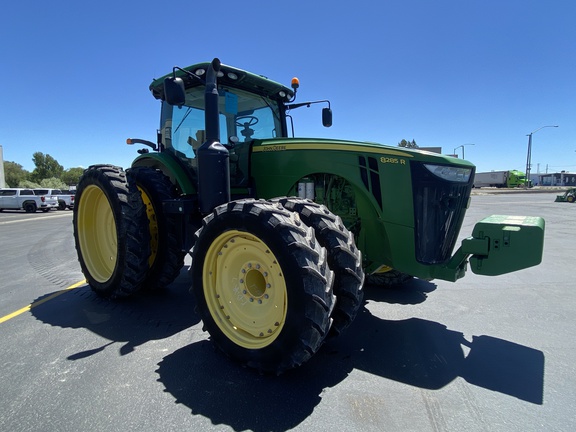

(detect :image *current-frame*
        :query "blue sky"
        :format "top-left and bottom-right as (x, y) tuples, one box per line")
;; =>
(1, 0), (574, 174)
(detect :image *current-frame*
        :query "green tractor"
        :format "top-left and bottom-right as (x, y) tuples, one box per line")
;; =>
(73, 58), (545, 374)
(555, 188), (576, 203)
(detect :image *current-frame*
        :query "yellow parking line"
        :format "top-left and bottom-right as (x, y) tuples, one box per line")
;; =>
(0, 280), (86, 324)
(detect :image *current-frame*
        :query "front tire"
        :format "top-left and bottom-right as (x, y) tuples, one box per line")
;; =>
(191, 199), (335, 374)
(73, 165), (151, 299)
(272, 198), (364, 337)
(366, 267), (413, 287)
(129, 167), (186, 291)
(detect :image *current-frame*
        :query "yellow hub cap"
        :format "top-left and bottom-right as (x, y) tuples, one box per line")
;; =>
(203, 230), (287, 349)
(77, 185), (117, 283)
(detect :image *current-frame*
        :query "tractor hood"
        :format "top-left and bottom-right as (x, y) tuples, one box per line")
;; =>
(252, 137), (475, 169)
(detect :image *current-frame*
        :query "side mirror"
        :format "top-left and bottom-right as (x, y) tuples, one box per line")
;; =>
(164, 77), (186, 106)
(322, 107), (332, 127)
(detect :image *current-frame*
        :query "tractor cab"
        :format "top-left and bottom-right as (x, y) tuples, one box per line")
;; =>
(150, 62), (293, 189)
(147, 61), (330, 189)
(159, 82), (285, 187)
(165, 84), (284, 154)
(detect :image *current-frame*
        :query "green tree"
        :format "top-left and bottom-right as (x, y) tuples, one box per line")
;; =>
(30, 152), (64, 183)
(40, 177), (67, 189)
(61, 167), (84, 187)
(19, 179), (41, 188)
(398, 139), (419, 148)
(4, 161), (30, 187)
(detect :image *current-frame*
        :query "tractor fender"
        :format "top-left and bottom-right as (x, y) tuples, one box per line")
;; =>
(131, 153), (197, 195)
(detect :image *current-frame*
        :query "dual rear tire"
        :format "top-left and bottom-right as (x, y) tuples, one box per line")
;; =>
(73, 165), (184, 298)
(128, 167), (185, 291)
(190, 199), (337, 374)
(73, 165), (150, 298)
(190, 198), (364, 373)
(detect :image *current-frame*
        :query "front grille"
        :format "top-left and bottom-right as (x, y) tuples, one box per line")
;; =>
(411, 162), (474, 264)
(358, 156), (383, 209)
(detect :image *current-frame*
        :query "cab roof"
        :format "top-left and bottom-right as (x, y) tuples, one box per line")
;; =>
(149, 61), (294, 103)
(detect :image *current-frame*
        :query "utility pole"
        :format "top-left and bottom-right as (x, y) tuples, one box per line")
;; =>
(0, 145), (5, 188)
(525, 125), (558, 188)
(453, 143), (475, 159)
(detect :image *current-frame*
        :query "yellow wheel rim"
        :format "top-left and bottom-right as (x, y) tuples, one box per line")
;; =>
(77, 185), (118, 283)
(203, 230), (287, 349)
(138, 186), (158, 267)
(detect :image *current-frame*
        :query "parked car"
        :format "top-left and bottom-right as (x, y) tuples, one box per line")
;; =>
(42, 189), (75, 210)
(32, 189), (62, 210)
(0, 188), (57, 212)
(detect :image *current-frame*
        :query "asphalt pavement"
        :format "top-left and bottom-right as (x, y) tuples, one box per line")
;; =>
(0, 193), (574, 432)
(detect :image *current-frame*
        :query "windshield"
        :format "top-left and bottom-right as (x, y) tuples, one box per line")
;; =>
(163, 85), (283, 160)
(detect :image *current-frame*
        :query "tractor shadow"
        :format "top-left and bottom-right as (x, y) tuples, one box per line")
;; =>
(30, 266), (199, 358)
(364, 276), (438, 305)
(155, 278), (544, 431)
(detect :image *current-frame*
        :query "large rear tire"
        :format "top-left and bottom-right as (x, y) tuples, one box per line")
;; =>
(272, 197), (364, 337)
(73, 165), (150, 299)
(191, 199), (335, 374)
(129, 167), (186, 290)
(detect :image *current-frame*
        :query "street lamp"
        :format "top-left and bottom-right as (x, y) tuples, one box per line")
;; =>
(453, 143), (475, 159)
(525, 125), (558, 188)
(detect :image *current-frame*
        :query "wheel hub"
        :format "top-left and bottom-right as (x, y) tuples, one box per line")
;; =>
(203, 230), (287, 349)
(77, 184), (118, 283)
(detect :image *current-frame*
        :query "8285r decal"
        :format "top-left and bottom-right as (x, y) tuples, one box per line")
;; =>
(380, 157), (406, 165)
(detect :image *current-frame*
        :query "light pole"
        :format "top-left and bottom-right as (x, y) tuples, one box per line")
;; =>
(525, 125), (558, 188)
(453, 143), (475, 159)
